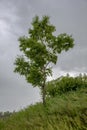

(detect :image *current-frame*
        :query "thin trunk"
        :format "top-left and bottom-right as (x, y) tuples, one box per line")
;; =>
(42, 84), (46, 105)
(41, 66), (46, 105)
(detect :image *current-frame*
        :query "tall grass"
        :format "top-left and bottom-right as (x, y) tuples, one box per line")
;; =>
(0, 87), (87, 130)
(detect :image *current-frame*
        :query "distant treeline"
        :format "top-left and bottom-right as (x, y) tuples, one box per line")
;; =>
(0, 111), (15, 119)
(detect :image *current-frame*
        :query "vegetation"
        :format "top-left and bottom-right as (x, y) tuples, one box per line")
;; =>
(0, 111), (13, 119)
(46, 73), (87, 97)
(0, 75), (87, 130)
(14, 15), (74, 104)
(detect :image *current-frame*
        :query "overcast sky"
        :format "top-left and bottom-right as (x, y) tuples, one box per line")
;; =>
(0, 0), (87, 112)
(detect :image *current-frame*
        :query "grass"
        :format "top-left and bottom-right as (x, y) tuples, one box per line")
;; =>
(0, 87), (87, 130)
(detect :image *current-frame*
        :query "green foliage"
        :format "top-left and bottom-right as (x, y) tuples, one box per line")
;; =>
(0, 111), (12, 119)
(14, 15), (74, 104)
(46, 74), (87, 97)
(0, 87), (87, 130)
(1, 74), (87, 130)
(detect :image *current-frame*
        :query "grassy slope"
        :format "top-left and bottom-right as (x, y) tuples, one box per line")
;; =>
(0, 87), (87, 130)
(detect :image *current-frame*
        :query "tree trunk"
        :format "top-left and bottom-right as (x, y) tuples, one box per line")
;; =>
(42, 85), (46, 105)
(42, 66), (46, 105)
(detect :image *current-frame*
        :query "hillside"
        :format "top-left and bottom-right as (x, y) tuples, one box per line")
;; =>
(0, 76), (87, 130)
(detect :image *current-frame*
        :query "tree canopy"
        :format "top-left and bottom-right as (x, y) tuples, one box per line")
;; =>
(14, 15), (74, 104)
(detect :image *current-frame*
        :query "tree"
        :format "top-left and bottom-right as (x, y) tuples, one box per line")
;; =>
(14, 15), (74, 105)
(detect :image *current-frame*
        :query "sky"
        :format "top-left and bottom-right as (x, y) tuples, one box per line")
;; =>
(0, 0), (87, 112)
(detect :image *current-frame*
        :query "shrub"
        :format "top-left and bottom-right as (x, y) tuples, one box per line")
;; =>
(46, 74), (87, 97)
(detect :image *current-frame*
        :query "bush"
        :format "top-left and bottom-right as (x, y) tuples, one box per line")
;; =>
(46, 74), (87, 97)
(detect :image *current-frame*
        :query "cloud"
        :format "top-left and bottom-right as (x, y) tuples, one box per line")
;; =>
(0, 0), (87, 111)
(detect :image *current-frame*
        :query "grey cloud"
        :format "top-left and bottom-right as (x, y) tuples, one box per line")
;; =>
(57, 46), (87, 71)
(0, 0), (87, 111)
